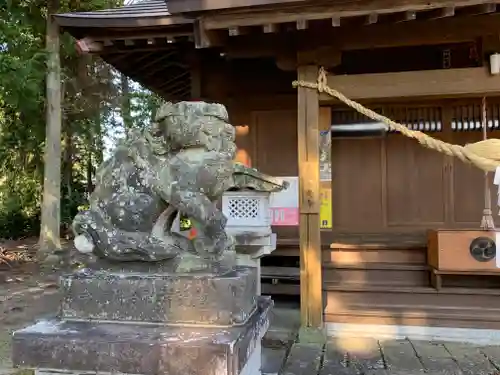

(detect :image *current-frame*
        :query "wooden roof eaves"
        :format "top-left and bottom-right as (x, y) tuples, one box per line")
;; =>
(166, 0), (309, 13)
(54, 14), (193, 28)
(54, 0), (193, 28)
(201, 0), (500, 29)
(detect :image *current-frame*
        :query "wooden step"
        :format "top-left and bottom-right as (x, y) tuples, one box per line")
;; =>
(262, 282), (300, 296)
(325, 306), (500, 330)
(260, 262), (430, 294)
(325, 262), (428, 271)
(261, 266), (300, 280)
(325, 284), (500, 311)
(324, 284), (500, 329)
(269, 247), (426, 264)
(324, 247), (426, 265)
(323, 263), (428, 287)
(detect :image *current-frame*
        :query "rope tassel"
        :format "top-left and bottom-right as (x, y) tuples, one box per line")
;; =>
(480, 97), (495, 230)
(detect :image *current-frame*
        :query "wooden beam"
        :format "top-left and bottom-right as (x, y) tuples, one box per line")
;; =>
(390, 10), (417, 22)
(87, 31), (192, 42)
(159, 75), (191, 94)
(203, 0), (500, 29)
(133, 51), (177, 76)
(75, 37), (103, 53)
(189, 52), (202, 99)
(167, 0), (307, 13)
(364, 13), (379, 25)
(156, 70), (191, 90)
(458, 2), (496, 15)
(194, 19), (224, 48)
(423, 6), (455, 19)
(100, 45), (177, 55)
(322, 67), (500, 101)
(313, 13), (500, 51)
(105, 52), (136, 64)
(118, 51), (157, 67)
(297, 64), (323, 329)
(228, 26), (250, 36)
(296, 19), (308, 30)
(263, 23), (278, 33)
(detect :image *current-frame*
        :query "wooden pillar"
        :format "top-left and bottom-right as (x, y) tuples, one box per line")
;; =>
(39, 1), (62, 259)
(297, 65), (323, 328)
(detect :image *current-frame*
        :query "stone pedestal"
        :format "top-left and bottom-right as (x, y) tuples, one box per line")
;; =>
(12, 264), (271, 375)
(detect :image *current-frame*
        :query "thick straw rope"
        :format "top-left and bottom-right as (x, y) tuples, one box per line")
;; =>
(292, 67), (500, 172)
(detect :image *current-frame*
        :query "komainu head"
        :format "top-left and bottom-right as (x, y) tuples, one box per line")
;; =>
(153, 101), (236, 159)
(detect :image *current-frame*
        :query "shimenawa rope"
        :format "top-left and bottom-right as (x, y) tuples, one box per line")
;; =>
(292, 67), (500, 173)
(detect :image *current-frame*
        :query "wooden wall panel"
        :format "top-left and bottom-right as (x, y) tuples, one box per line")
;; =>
(230, 107), (254, 167)
(331, 137), (383, 230)
(385, 134), (446, 226)
(450, 130), (500, 228)
(450, 131), (485, 226)
(253, 110), (298, 176)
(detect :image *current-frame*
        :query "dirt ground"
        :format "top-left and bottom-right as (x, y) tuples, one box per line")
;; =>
(0, 238), (63, 374)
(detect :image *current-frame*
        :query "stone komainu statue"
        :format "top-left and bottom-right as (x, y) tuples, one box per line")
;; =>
(72, 101), (238, 262)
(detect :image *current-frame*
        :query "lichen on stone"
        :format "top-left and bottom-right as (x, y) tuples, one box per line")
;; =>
(72, 101), (287, 266)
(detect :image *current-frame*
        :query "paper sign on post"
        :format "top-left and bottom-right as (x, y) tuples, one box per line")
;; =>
(269, 177), (299, 226)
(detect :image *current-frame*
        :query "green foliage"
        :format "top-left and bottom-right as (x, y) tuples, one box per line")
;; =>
(0, 0), (162, 239)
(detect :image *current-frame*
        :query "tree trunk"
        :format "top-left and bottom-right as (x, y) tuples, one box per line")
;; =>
(120, 73), (133, 138)
(86, 150), (93, 195)
(63, 123), (73, 202)
(95, 102), (104, 165)
(38, 0), (62, 261)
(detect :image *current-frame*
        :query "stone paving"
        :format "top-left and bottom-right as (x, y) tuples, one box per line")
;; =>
(1, 273), (500, 375)
(268, 339), (500, 375)
(262, 304), (500, 375)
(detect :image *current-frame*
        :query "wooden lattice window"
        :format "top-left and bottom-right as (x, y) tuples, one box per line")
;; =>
(332, 106), (442, 132)
(331, 107), (383, 125)
(451, 103), (500, 131)
(383, 106), (442, 132)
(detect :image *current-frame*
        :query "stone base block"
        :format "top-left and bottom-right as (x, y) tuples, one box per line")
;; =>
(61, 265), (257, 325)
(13, 297), (272, 375)
(31, 343), (263, 375)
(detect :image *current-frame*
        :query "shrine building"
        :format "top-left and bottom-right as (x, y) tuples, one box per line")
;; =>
(55, 0), (500, 339)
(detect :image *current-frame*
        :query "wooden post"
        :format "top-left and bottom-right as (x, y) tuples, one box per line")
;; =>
(190, 52), (202, 99)
(297, 65), (323, 329)
(39, 0), (62, 259)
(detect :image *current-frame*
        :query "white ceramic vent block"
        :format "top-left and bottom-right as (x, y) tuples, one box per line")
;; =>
(222, 191), (271, 228)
